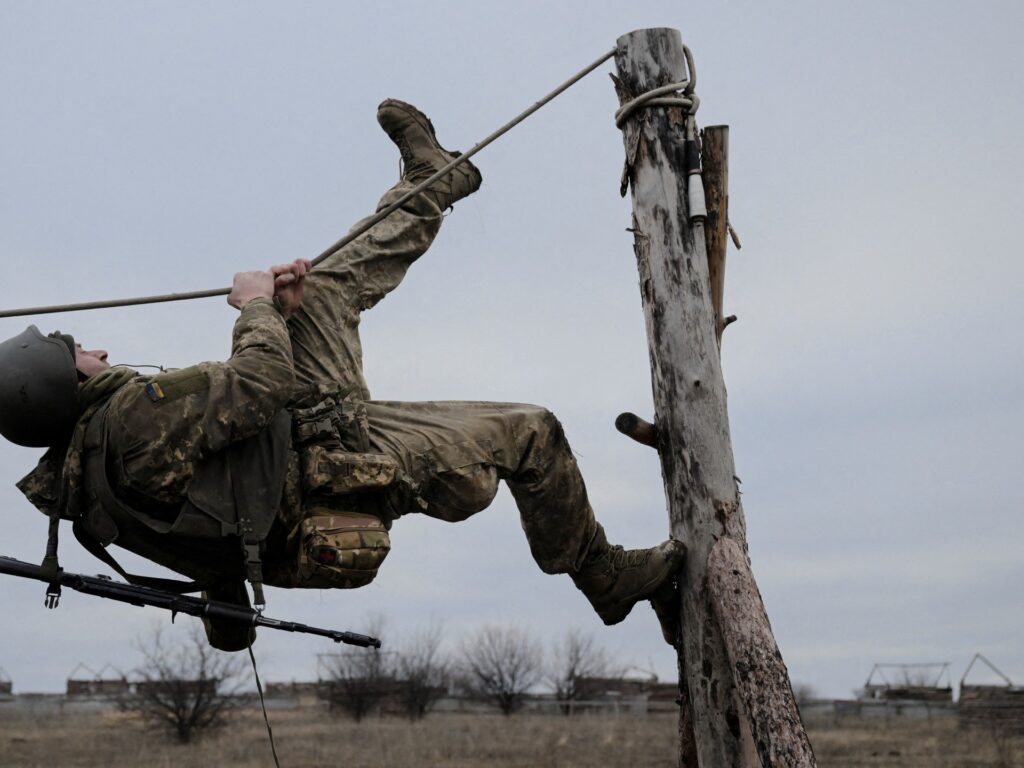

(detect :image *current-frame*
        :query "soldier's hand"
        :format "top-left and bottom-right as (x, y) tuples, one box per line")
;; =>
(270, 259), (311, 319)
(227, 270), (276, 310)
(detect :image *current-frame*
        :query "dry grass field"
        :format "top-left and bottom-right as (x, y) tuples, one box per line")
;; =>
(1, 709), (1022, 767)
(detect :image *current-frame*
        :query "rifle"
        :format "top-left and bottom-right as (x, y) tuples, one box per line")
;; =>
(0, 555), (381, 648)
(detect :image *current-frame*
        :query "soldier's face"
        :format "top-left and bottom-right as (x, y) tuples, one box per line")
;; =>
(75, 344), (110, 378)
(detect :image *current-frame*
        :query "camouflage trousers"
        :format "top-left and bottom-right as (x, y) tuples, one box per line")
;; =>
(285, 182), (598, 574)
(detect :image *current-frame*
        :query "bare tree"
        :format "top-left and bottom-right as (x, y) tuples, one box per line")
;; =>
(396, 622), (449, 720)
(120, 626), (245, 744)
(320, 616), (394, 722)
(458, 624), (543, 716)
(546, 628), (618, 715)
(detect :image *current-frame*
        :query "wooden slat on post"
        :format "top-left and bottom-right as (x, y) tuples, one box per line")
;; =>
(701, 126), (730, 344)
(613, 28), (815, 767)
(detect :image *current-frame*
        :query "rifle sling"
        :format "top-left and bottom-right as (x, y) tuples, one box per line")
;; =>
(71, 520), (207, 593)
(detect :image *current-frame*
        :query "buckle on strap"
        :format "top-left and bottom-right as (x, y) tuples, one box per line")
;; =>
(242, 539), (266, 611)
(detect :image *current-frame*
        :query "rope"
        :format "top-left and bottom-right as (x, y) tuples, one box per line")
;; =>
(248, 641), (283, 768)
(0, 48), (616, 320)
(613, 44), (706, 223)
(613, 44), (698, 128)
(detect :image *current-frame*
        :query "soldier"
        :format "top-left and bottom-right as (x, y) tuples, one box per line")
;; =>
(0, 100), (684, 650)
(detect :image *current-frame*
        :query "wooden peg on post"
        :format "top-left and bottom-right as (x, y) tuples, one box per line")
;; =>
(613, 28), (815, 767)
(614, 412), (659, 448)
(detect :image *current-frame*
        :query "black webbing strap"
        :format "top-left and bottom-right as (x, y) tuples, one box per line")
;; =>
(41, 515), (62, 608)
(71, 521), (207, 593)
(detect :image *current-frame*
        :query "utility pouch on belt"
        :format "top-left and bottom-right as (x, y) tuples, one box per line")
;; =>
(294, 510), (390, 589)
(301, 445), (399, 497)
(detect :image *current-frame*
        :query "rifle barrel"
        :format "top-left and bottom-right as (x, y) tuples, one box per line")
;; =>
(0, 555), (380, 648)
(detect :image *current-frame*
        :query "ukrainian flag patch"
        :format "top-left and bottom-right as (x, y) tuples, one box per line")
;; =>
(146, 381), (166, 402)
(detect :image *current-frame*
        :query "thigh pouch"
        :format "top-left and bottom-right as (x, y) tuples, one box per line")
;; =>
(292, 509), (390, 589)
(289, 445), (399, 589)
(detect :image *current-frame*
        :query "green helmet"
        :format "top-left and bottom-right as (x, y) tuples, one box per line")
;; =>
(0, 325), (80, 447)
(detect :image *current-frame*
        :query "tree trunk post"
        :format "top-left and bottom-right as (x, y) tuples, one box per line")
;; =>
(612, 28), (816, 767)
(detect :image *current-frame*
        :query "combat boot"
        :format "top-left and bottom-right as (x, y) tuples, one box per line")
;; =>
(571, 525), (686, 626)
(377, 99), (482, 211)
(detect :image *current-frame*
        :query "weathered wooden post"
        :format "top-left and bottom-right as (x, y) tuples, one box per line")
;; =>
(612, 28), (816, 767)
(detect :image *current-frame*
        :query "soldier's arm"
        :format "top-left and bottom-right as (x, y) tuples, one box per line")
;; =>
(110, 298), (294, 457)
(104, 295), (295, 504)
(196, 297), (295, 450)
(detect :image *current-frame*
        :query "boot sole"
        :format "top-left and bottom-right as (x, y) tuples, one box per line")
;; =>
(596, 571), (670, 625)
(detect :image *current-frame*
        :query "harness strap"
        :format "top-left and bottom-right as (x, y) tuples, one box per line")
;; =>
(41, 515), (62, 608)
(71, 520), (207, 593)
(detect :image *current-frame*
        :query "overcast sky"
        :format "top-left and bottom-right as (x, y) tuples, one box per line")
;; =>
(1, 1), (1021, 699)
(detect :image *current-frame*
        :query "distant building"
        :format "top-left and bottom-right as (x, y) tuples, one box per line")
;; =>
(65, 664), (130, 698)
(858, 662), (953, 703)
(958, 654), (1024, 734)
(573, 676), (653, 700)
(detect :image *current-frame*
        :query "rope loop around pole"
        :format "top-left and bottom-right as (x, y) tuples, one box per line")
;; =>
(612, 42), (707, 221)
(613, 44), (698, 128)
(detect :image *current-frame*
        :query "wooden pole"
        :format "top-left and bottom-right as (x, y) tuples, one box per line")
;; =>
(612, 28), (815, 767)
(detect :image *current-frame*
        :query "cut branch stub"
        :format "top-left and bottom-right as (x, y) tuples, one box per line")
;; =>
(614, 412), (659, 448)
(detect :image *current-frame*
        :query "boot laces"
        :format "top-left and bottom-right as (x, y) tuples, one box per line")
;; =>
(606, 545), (651, 571)
(393, 133), (445, 185)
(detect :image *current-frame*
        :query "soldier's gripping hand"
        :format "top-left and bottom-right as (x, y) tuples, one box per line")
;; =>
(227, 270), (276, 310)
(270, 259), (312, 319)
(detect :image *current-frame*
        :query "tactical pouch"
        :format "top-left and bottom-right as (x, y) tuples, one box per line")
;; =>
(301, 445), (399, 496)
(291, 396), (370, 452)
(294, 510), (390, 589)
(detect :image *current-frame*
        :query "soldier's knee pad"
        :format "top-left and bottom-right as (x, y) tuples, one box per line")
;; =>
(423, 463), (500, 522)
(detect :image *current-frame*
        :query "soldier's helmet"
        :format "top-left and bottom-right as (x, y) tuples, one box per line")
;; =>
(0, 325), (80, 447)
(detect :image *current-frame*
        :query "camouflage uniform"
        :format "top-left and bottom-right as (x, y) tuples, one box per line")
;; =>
(289, 183), (597, 576)
(18, 181), (598, 590)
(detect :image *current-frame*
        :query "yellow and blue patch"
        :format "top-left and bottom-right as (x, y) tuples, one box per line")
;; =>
(144, 369), (208, 404)
(145, 381), (166, 402)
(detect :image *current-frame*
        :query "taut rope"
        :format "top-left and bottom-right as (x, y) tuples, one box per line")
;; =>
(0, 49), (615, 320)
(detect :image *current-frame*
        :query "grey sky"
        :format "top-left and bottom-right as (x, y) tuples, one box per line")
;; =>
(1, 1), (1021, 698)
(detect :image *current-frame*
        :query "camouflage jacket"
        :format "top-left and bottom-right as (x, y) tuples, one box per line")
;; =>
(104, 298), (293, 507)
(18, 298), (296, 525)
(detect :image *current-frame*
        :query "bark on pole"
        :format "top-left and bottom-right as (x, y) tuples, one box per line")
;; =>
(613, 28), (816, 767)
